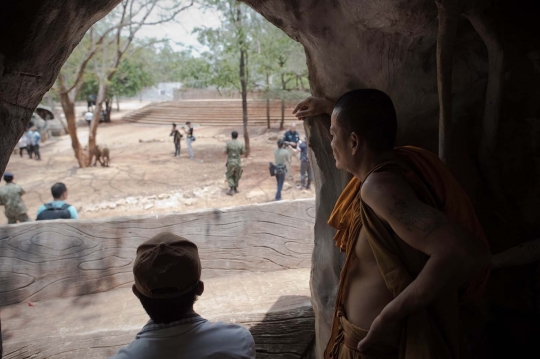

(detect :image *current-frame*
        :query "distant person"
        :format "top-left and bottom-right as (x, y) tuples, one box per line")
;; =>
(17, 135), (28, 157)
(87, 93), (96, 111)
(170, 123), (183, 157)
(29, 127), (41, 161)
(273, 139), (290, 201)
(36, 182), (78, 220)
(282, 123), (300, 180)
(298, 136), (313, 190)
(182, 121), (195, 159)
(108, 232), (256, 359)
(0, 172), (30, 224)
(84, 110), (94, 127)
(25, 127), (34, 158)
(225, 131), (246, 196)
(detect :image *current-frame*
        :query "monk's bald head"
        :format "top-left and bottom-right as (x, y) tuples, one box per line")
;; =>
(333, 89), (397, 152)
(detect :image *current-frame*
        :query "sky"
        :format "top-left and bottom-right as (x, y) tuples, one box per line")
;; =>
(136, 3), (221, 54)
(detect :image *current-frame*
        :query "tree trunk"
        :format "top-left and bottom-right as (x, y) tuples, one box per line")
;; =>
(116, 96), (120, 112)
(105, 99), (112, 122)
(59, 91), (87, 167)
(266, 72), (270, 129)
(280, 72), (286, 130)
(280, 98), (285, 130)
(240, 47), (250, 156)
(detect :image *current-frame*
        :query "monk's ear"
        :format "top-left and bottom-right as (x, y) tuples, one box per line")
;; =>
(350, 132), (360, 155)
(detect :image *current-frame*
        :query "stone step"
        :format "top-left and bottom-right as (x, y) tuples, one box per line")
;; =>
(2, 268), (313, 359)
(122, 100), (300, 127)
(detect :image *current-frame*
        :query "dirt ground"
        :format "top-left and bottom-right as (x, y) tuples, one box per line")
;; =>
(3, 114), (314, 224)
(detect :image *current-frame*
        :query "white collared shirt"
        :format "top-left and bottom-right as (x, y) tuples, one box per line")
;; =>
(109, 315), (255, 359)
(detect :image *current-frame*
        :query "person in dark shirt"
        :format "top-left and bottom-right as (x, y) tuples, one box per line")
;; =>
(298, 136), (313, 190)
(170, 123), (183, 157)
(283, 123), (300, 149)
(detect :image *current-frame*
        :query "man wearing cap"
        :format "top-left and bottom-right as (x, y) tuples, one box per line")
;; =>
(109, 232), (255, 359)
(225, 131), (246, 196)
(0, 172), (30, 224)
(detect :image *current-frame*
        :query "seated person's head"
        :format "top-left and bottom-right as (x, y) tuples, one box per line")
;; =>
(3, 172), (13, 183)
(51, 182), (68, 200)
(289, 123), (296, 133)
(132, 232), (204, 324)
(330, 89), (397, 171)
(277, 139), (285, 149)
(231, 131), (238, 139)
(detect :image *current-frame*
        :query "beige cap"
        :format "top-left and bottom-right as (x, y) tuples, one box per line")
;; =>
(133, 232), (201, 299)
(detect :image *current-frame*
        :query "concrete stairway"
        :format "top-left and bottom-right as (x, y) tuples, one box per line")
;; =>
(122, 99), (299, 126)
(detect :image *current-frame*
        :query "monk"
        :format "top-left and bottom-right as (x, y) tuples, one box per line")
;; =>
(293, 89), (491, 359)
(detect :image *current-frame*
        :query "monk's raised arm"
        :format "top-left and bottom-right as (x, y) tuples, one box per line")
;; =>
(357, 171), (491, 350)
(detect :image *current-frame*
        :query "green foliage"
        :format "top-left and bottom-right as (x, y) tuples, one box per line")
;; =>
(78, 43), (156, 100)
(64, 0), (309, 102)
(152, 44), (213, 88)
(194, 0), (309, 96)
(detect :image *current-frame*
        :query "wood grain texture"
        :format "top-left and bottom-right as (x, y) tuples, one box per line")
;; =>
(2, 306), (314, 359)
(0, 199), (315, 307)
(2, 269), (313, 359)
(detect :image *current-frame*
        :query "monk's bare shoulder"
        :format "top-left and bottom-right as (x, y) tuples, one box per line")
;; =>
(361, 170), (451, 244)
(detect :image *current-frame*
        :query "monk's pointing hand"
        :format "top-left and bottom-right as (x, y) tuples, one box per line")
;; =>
(357, 314), (401, 352)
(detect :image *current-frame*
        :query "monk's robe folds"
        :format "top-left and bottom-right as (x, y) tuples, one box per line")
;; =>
(325, 146), (490, 359)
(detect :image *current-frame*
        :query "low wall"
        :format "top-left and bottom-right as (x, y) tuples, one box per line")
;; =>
(0, 199), (315, 307)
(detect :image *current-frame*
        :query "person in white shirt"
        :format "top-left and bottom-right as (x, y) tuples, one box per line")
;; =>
(29, 128), (41, 160)
(17, 135), (28, 157)
(84, 111), (94, 127)
(25, 128), (35, 158)
(109, 232), (255, 359)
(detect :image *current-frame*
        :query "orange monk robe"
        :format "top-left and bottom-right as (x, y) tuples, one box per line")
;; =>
(325, 146), (491, 359)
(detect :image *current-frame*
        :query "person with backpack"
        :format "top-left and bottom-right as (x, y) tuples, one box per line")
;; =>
(36, 182), (78, 220)
(273, 139), (290, 201)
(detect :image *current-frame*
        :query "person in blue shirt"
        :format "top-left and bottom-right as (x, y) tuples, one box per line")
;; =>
(36, 182), (78, 220)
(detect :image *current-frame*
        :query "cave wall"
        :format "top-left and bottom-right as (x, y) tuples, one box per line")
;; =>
(242, 0), (540, 357)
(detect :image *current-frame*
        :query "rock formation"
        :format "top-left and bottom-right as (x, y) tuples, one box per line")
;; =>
(0, 0), (539, 357)
(243, 0), (540, 356)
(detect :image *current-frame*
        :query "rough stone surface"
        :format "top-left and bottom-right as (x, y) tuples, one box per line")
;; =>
(242, 0), (540, 356)
(2, 268), (313, 359)
(0, 199), (314, 307)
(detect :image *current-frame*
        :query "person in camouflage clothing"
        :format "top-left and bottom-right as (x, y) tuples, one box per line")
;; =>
(224, 131), (246, 196)
(0, 172), (30, 224)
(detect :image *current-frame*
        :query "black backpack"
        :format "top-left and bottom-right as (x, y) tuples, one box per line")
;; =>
(36, 203), (72, 221)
